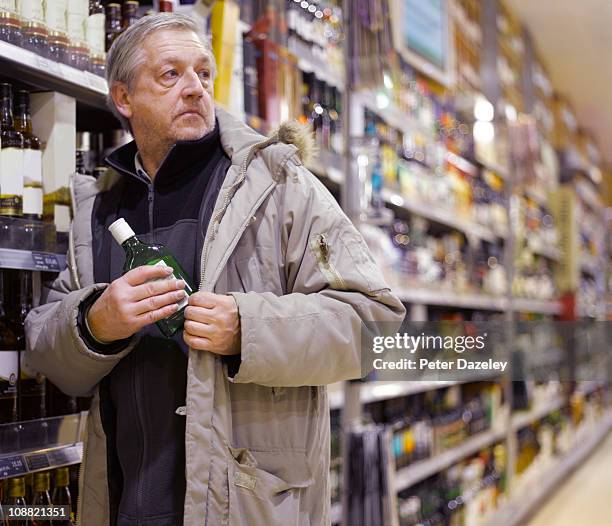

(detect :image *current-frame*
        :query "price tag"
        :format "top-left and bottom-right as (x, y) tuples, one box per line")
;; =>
(25, 452), (50, 471)
(31, 252), (60, 272)
(47, 446), (80, 466)
(0, 455), (26, 479)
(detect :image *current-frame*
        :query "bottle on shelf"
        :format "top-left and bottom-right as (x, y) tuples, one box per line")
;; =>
(44, 0), (68, 35)
(52, 467), (75, 525)
(104, 3), (121, 52)
(14, 90), (43, 223)
(108, 218), (195, 337)
(5, 476), (29, 526)
(0, 8), (23, 47)
(0, 82), (25, 218)
(66, 0), (87, 49)
(5, 270), (46, 422)
(121, 1), (139, 30)
(0, 270), (19, 425)
(86, 0), (105, 56)
(31, 472), (52, 526)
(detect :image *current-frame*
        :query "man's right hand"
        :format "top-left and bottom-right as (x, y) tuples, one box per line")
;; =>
(87, 265), (186, 343)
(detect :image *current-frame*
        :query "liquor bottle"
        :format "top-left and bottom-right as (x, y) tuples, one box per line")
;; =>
(52, 468), (75, 525)
(6, 270), (46, 422)
(0, 270), (18, 425)
(0, 83), (25, 217)
(31, 472), (52, 526)
(66, 0), (87, 45)
(18, 0), (44, 24)
(86, 0), (105, 55)
(121, 1), (139, 30)
(44, 0), (68, 34)
(108, 218), (195, 337)
(242, 32), (260, 118)
(104, 3), (121, 51)
(5, 477), (30, 526)
(14, 90), (43, 221)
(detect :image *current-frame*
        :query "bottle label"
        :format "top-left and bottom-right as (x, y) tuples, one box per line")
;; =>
(18, 0), (43, 22)
(0, 351), (19, 397)
(0, 148), (25, 216)
(45, 0), (68, 32)
(85, 12), (105, 54)
(67, 12), (86, 41)
(23, 149), (42, 185)
(67, 0), (88, 16)
(153, 260), (189, 310)
(23, 186), (43, 216)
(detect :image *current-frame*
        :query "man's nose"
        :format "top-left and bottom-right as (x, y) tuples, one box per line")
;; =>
(181, 69), (206, 98)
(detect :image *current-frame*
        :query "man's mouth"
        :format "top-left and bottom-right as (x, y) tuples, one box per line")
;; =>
(178, 110), (202, 118)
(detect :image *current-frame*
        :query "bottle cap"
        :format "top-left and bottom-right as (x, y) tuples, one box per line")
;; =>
(108, 218), (135, 245)
(55, 467), (69, 487)
(34, 471), (50, 492)
(8, 477), (25, 498)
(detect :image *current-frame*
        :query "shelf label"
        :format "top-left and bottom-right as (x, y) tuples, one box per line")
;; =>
(0, 455), (26, 478)
(31, 252), (60, 272)
(25, 452), (50, 471)
(47, 446), (79, 466)
(35, 56), (61, 77)
(59, 64), (83, 86)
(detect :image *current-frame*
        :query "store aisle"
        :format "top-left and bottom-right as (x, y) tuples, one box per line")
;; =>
(527, 432), (612, 526)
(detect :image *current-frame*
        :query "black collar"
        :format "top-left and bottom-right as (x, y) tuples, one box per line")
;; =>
(104, 119), (221, 187)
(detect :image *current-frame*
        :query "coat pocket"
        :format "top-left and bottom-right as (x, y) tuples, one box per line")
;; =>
(227, 447), (313, 526)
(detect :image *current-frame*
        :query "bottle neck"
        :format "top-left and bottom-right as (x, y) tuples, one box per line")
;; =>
(14, 103), (33, 134)
(121, 235), (141, 252)
(0, 96), (15, 130)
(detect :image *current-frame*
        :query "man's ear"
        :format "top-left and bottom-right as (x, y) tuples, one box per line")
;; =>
(110, 82), (133, 121)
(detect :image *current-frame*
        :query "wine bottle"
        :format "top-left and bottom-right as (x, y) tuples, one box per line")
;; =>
(51, 468), (75, 525)
(108, 218), (194, 337)
(14, 90), (43, 221)
(31, 472), (52, 526)
(0, 83), (25, 217)
(0, 270), (19, 425)
(5, 477), (30, 526)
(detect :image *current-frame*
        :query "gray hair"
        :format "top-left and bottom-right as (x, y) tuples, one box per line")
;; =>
(105, 12), (217, 132)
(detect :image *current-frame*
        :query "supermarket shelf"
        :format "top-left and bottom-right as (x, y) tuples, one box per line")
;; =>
(485, 412), (612, 526)
(306, 150), (345, 185)
(330, 502), (342, 524)
(381, 189), (500, 243)
(287, 36), (344, 91)
(395, 427), (506, 491)
(394, 396), (568, 492)
(527, 240), (561, 262)
(328, 381), (466, 411)
(466, 155), (510, 181)
(0, 40), (107, 109)
(511, 395), (565, 431)
(0, 413), (86, 480)
(396, 286), (507, 311)
(511, 298), (562, 315)
(581, 261), (599, 277)
(0, 248), (67, 272)
(0, 443), (83, 480)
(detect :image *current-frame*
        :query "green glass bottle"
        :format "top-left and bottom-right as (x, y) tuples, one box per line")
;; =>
(108, 218), (194, 337)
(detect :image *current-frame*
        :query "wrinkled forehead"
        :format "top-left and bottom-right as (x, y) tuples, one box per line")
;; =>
(138, 28), (214, 71)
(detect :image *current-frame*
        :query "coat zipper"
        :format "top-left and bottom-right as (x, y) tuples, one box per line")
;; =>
(312, 233), (347, 290)
(147, 184), (154, 236)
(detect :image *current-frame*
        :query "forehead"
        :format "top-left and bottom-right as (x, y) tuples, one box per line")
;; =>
(142, 29), (211, 64)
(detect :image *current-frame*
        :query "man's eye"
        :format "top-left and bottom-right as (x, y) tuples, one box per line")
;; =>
(163, 69), (178, 79)
(199, 70), (211, 80)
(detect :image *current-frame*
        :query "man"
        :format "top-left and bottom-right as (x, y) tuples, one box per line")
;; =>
(25, 13), (405, 526)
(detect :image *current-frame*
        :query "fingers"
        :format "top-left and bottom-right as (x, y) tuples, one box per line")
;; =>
(184, 306), (216, 324)
(133, 289), (187, 315)
(131, 277), (186, 302)
(183, 332), (213, 351)
(188, 291), (218, 309)
(183, 319), (214, 338)
(136, 302), (179, 326)
(123, 264), (174, 286)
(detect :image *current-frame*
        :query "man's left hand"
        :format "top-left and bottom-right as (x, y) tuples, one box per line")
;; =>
(183, 293), (241, 355)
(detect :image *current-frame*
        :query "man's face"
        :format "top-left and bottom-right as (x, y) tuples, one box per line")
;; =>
(122, 29), (215, 147)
